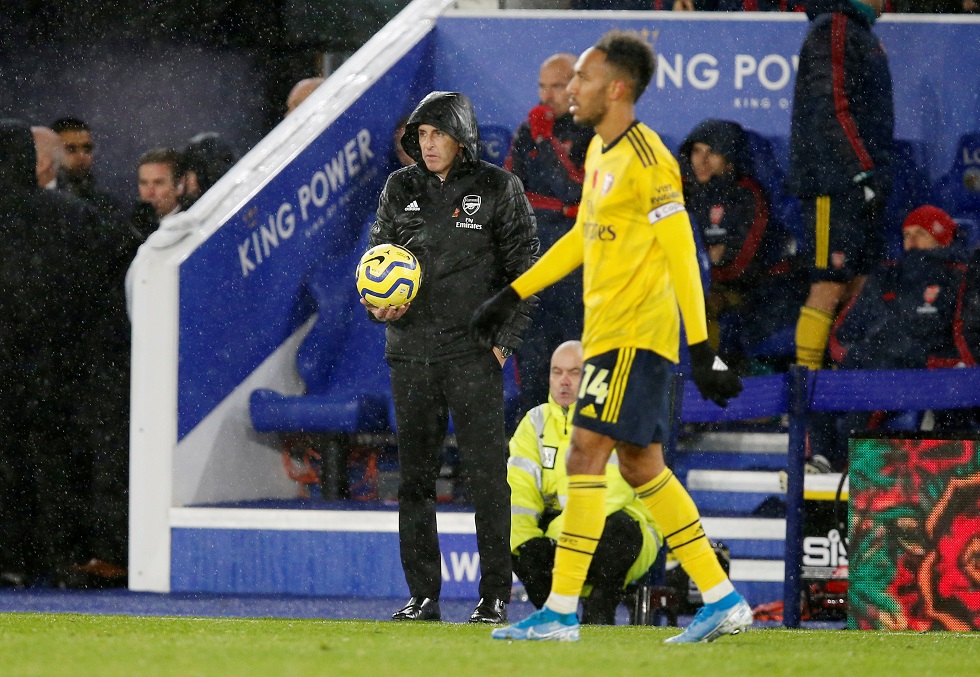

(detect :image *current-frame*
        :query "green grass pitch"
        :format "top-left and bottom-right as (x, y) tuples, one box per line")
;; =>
(1, 614), (978, 676)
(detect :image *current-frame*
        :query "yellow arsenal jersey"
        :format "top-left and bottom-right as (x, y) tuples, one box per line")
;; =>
(512, 121), (708, 362)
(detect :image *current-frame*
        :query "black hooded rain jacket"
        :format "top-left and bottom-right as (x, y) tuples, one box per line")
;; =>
(371, 91), (539, 362)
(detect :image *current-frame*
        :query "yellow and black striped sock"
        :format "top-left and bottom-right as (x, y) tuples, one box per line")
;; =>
(551, 474), (607, 599)
(795, 305), (834, 370)
(635, 468), (727, 594)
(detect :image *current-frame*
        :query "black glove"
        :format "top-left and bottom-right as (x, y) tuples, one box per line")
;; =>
(852, 170), (886, 218)
(470, 286), (521, 348)
(515, 537), (557, 565)
(689, 340), (743, 408)
(493, 294), (538, 354)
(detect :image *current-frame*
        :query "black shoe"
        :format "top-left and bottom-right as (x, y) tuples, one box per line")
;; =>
(468, 597), (508, 624)
(391, 597), (441, 621)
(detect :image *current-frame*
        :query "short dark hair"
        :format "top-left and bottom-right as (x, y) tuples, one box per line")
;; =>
(138, 146), (182, 181)
(593, 31), (656, 103)
(50, 117), (90, 134)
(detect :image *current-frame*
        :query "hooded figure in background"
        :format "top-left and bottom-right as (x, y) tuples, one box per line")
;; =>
(179, 132), (240, 209)
(679, 118), (804, 372)
(366, 91), (539, 625)
(0, 118), (125, 587)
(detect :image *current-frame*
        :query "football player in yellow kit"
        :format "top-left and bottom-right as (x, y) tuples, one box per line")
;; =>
(471, 30), (749, 643)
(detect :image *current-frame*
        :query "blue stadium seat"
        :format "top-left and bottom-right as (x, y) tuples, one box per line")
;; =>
(954, 216), (980, 252)
(479, 124), (513, 168)
(743, 131), (805, 259)
(884, 140), (933, 259)
(250, 225), (393, 435)
(933, 131), (980, 221)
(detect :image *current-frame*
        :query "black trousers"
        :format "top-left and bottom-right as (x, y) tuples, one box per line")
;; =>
(513, 510), (643, 623)
(0, 396), (86, 579)
(389, 352), (511, 601)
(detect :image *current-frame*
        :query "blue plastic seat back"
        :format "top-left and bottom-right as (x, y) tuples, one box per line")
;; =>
(933, 131), (980, 218)
(480, 124), (513, 167)
(884, 140), (934, 259)
(743, 131), (806, 260)
(296, 224), (390, 399)
(954, 216), (980, 252)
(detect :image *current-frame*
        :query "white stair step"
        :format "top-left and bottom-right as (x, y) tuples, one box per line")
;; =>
(678, 432), (788, 454)
(701, 516), (785, 540)
(688, 470), (848, 497)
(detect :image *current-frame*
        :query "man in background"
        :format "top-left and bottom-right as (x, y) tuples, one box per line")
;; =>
(132, 146), (184, 240)
(286, 77), (325, 116)
(179, 132), (240, 209)
(51, 117), (121, 219)
(366, 91), (538, 626)
(789, 0), (894, 370)
(506, 53), (593, 416)
(508, 340), (661, 624)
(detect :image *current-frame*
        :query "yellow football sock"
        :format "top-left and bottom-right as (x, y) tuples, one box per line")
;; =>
(636, 468), (727, 594)
(551, 474), (607, 599)
(795, 305), (834, 370)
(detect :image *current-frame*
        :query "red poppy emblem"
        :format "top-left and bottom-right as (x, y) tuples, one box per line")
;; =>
(924, 285), (940, 304)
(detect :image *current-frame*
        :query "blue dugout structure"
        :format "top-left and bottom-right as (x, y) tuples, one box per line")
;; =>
(128, 0), (980, 623)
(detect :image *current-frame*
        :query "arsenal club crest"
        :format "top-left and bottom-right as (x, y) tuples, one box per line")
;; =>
(462, 195), (481, 216)
(602, 173), (614, 195)
(918, 284), (941, 314)
(710, 205), (724, 226)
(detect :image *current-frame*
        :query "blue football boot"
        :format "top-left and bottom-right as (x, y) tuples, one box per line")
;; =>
(490, 606), (580, 642)
(664, 591), (752, 644)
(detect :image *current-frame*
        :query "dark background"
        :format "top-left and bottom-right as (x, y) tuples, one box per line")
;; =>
(0, 0), (411, 205)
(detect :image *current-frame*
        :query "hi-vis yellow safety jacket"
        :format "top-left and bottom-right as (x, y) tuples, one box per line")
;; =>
(507, 397), (662, 586)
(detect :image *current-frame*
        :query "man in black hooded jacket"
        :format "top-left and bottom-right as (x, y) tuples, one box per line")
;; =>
(0, 118), (124, 586)
(679, 119), (804, 370)
(365, 91), (539, 624)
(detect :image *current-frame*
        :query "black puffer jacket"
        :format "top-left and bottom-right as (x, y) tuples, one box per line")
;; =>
(788, 0), (894, 198)
(679, 119), (788, 286)
(833, 248), (966, 369)
(371, 91), (539, 362)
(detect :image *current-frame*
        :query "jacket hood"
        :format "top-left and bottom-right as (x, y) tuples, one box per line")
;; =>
(402, 91), (480, 167)
(679, 119), (754, 181)
(0, 118), (39, 191)
(182, 132), (239, 194)
(806, 0), (871, 23)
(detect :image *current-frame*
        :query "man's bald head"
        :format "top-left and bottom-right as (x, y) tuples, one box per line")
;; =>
(32, 126), (64, 188)
(549, 340), (583, 408)
(539, 52), (577, 118)
(286, 77), (325, 117)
